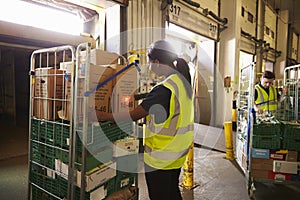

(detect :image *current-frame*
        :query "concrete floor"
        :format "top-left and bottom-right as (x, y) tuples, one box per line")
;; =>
(1, 121), (300, 200)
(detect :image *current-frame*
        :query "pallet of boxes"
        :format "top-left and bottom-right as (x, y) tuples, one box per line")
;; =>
(251, 113), (300, 182)
(55, 48), (140, 200)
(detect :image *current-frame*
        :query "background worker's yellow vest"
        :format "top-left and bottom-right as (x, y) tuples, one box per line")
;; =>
(144, 74), (194, 170)
(255, 84), (278, 113)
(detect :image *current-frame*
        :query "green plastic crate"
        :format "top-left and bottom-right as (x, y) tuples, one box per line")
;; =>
(30, 170), (64, 198)
(55, 146), (113, 172)
(115, 172), (136, 191)
(76, 121), (132, 153)
(252, 135), (281, 149)
(253, 122), (281, 136)
(31, 141), (57, 169)
(281, 121), (300, 140)
(31, 118), (71, 149)
(282, 138), (300, 151)
(31, 186), (59, 200)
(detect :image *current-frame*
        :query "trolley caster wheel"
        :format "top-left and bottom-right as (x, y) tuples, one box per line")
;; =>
(247, 182), (255, 199)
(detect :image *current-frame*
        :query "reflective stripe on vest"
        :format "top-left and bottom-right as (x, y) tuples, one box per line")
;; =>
(255, 84), (278, 112)
(144, 74), (194, 170)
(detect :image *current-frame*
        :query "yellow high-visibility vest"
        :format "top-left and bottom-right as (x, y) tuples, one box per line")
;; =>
(255, 84), (278, 113)
(144, 74), (194, 170)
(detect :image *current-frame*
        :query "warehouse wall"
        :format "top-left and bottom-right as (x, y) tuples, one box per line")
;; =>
(219, 0), (241, 123)
(275, 10), (289, 79)
(0, 47), (32, 126)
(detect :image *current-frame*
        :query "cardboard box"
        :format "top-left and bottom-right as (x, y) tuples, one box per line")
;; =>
(111, 64), (137, 113)
(33, 99), (62, 120)
(268, 171), (291, 181)
(34, 68), (64, 98)
(60, 74), (84, 121)
(113, 137), (139, 157)
(252, 148), (270, 159)
(33, 68), (64, 120)
(251, 158), (273, 170)
(64, 75), (85, 97)
(77, 161), (116, 192)
(62, 65), (114, 121)
(273, 160), (298, 174)
(89, 65), (114, 113)
(270, 152), (285, 160)
(80, 49), (119, 65)
(252, 169), (269, 179)
(89, 183), (107, 200)
(55, 159), (69, 180)
(60, 61), (74, 74)
(286, 151), (298, 162)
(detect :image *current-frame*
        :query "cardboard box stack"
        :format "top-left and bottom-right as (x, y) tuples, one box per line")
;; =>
(33, 67), (64, 120)
(251, 120), (300, 181)
(61, 50), (138, 121)
(251, 148), (300, 181)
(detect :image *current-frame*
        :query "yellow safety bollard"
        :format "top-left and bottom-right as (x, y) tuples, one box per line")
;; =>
(224, 122), (234, 160)
(180, 143), (199, 190)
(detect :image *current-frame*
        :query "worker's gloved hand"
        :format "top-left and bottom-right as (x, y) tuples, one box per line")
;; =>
(255, 107), (263, 115)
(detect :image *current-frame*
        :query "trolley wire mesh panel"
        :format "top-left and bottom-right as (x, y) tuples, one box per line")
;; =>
(237, 64), (300, 199)
(277, 64), (300, 121)
(235, 63), (256, 198)
(280, 64), (300, 166)
(236, 62), (255, 174)
(28, 45), (76, 200)
(73, 43), (139, 200)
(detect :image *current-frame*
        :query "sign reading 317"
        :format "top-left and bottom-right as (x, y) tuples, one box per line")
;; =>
(168, 1), (218, 41)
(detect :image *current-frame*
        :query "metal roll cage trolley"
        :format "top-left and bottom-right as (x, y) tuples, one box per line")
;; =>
(28, 43), (140, 200)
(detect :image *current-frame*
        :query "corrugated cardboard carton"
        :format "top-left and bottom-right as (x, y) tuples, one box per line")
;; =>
(111, 64), (137, 113)
(79, 49), (119, 65)
(33, 68), (64, 120)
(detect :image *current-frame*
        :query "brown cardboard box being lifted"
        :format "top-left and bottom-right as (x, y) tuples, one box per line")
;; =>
(60, 65), (114, 121)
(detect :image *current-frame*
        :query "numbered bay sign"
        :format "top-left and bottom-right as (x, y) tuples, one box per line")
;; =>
(168, 1), (218, 41)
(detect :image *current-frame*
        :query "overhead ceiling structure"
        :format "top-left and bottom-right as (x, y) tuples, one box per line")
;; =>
(21, 0), (100, 22)
(269, 0), (300, 34)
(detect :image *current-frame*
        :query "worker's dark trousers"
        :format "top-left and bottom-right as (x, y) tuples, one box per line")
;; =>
(144, 163), (182, 200)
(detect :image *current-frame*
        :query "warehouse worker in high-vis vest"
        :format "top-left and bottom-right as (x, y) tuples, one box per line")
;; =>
(254, 70), (280, 115)
(96, 39), (194, 200)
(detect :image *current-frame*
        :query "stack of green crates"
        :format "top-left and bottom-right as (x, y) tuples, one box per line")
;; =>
(30, 118), (134, 199)
(252, 120), (281, 149)
(31, 118), (132, 172)
(281, 121), (300, 151)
